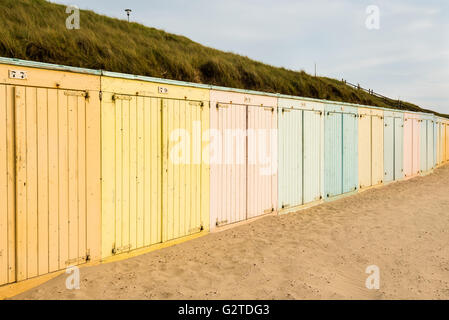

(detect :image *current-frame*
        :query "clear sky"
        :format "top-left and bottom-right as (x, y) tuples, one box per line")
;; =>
(51, 0), (449, 114)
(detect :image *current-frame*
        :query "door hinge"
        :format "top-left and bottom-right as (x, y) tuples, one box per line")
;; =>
(216, 220), (228, 227)
(216, 103), (229, 109)
(99, 91), (103, 101)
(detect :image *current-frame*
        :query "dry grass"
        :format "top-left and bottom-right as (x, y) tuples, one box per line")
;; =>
(0, 0), (446, 117)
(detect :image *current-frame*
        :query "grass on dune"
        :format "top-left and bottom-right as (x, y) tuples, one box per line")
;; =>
(0, 0), (446, 117)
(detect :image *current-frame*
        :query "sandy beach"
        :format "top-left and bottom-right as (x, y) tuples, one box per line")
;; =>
(11, 164), (449, 300)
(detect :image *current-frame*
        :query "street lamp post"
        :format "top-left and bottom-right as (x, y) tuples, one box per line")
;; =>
(125, 9), (132, 22)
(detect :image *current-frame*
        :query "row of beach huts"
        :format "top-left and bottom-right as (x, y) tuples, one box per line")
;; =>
(1, 57), (448, 288)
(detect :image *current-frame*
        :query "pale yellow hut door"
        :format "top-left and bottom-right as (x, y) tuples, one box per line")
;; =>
(13, 86), (91, 282)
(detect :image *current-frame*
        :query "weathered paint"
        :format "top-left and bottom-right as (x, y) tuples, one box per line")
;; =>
(427, 117), (435, 170)
(209, 90), (277, 229)
(436, 118), (441, 165)
(393, 114), (405, 180)
(444, 121), (449, 161)
(419, 115), (435, 174)
(101, 76), (210, 258)
(443, 122), (446, 162)
(358, 108), (384, 189)
(384, 115), (394, 182)
(0, 63), (101, 286)
(324, 104), (358, 199)
(383, 111), (404, 183)
(1, 56), (448, 291)
(443, 121), (447, 163)
(403, 113), (420, 178)
(247, 105), (278, 219)
(277, 98), (324, 211)
(437, 120), (445, 165)
(433, 117), (437, 168)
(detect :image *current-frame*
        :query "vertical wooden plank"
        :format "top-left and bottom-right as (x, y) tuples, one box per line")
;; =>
(129, 97), (137, 250)
(193, 103), (200, 231)
(100, 93), (115, 258)
(179, 101), (186, 237)
(208, 100), (216, 229)
(253, 106), (260, 217)
(0, 85), (8, 285)
(192, 103), (202, 229)
(235, 105), (241, 222)
(358, 112), (371, 188)
(242, 106), (247, 222)
(224, 106), (229, 223)
(144, 97), (151, 246)
(166, 99), (174, 241)
(122, 99), (130, 250)
(217, 106), (224, 225)
(371, 115), (384, 185)
(254, 107), (261, 216)
(162, 99), (169, 242)
(271, 108), (276, 208)
(413, 118), (420, 175)
(230, 105), (236, 224)
(85, 90), (101, 262)
(247, 107), (253, 217)
(67, 95), (79, 262)
(185, 101), (192, 235)
(115, 99), (123, 252)
(278, 109), (285, 208)
(26, 87), (38, 279)
(136, 96), (144, 249)
(37, 88), (49, 275)
(195, 105), (201, 230)
(6, 86), (16, 283)
(157, 98), (163, 243)
(403, 116), (412, 177)
(58, 90), (69, 270)
(77, 96), (86, 262)
(14, 86), (27, 281)
(201, 100), (210, 231)
(47, 89), (59, 272)
(173, 100), (180, 238)
(383, 115), (394, 182)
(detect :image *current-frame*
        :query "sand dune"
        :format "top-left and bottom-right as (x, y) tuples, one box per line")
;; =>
(12, 164), (449, 300)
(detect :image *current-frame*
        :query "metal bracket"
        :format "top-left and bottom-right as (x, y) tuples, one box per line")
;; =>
(216, 103), (229, 109)
(64, 90), (87, 97)
(112, 94), (133, 101)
